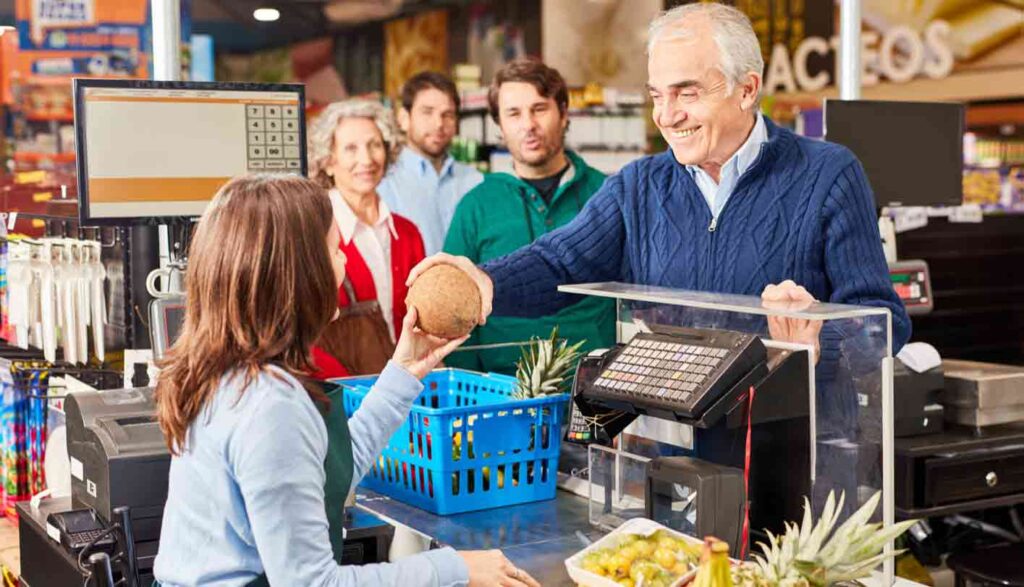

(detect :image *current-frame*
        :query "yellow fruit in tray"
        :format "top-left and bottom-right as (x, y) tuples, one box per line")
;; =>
(582, 561), (606, 577)
(578, 532), (700, 584)
(608, 554), (631, 578)
(617, 544), (640, 564)
(677, 538), (700, 556)
(654, 547), (678, 569)
(629, 561), (662, 582)
(656, 534), (678, 551)
(617, 579), (635, 587)
(634, 538), (657, 558)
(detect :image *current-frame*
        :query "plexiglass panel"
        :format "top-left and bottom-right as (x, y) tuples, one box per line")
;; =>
(560, 283), (896, 582)
(588, 444), (651, 531)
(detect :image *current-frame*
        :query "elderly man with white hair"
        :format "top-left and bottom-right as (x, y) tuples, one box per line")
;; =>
(410, 2), (910, 358)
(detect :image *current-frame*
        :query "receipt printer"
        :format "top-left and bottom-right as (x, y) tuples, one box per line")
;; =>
(645, 456), (745, 557)
(65, 387), (170, 542)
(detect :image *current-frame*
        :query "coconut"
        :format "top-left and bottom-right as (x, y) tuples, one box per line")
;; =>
(406, 264), (481, 338)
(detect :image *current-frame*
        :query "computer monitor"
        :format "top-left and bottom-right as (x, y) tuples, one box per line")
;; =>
(824, 99), (964, 208)
(74, 79), (307, 225)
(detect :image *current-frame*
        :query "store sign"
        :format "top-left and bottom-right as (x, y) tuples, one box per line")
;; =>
(28, 0), (95, 47)
(34, 0), (94, 27)
(764, 20), (955, 94)
(14, 0), (148, 78)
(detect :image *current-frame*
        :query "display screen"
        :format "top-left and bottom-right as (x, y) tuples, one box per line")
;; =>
(890, 270), (929, 306)
(74, 80), (306, 223)
(54, 509), (101, 533)
(164, 305), (185, 346)
(824, 100), (963, 208)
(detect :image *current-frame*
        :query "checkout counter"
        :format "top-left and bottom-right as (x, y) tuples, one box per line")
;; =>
(356, 283), (907, 583)
(15, 283), (956, 586)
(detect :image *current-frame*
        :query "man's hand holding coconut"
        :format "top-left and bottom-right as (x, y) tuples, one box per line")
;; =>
(406, 253), (494, 337)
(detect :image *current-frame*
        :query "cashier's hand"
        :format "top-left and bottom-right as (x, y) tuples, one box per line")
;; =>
(762, 280), (822, 363)
(406, 253), (493, 326)
(458, 549), (541, 587)
(393, 307), (469, 380)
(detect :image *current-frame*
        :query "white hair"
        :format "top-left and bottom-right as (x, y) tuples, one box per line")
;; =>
(307, 99), (401, 189)
(647, 2), (764, 97)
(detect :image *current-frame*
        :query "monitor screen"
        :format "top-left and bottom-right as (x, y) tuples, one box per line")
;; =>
(74, 79), (307, 224)
(149, 296), (186, 361)
(889, 260), (933, 315)
(824, 99), (964, 208)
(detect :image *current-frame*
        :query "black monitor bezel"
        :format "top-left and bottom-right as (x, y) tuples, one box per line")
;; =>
(73, 78), (308, 226)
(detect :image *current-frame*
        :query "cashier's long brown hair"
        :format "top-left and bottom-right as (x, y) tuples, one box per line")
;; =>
(156, 174), (336, 454)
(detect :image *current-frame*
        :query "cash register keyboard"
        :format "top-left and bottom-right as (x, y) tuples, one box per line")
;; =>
(589, 329), (766, 420)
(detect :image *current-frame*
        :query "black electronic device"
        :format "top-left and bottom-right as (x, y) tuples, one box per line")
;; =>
(889, 260), (933, 316)
(586, 329), (767, 422)
(896, 403), (944, 437)
(565, 346), (636, 445)
(824, 99), (964, 208)
(645, 457), (745, 557)
(64, 387), (169, 545)
(149, 294), (186, 361)
(894, 359), (945, 438)
(573, 328), (811, 535)
(46, 509), (116, 553)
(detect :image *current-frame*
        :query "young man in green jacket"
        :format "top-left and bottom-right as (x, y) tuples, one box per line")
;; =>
(443, 58), (616, 374)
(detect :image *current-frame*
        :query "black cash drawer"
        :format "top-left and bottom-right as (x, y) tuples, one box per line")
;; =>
(923, 448), (1024, 506)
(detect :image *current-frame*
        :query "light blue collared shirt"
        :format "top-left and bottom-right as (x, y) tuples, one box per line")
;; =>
(377, 148), (484, 255)
(684, 114), (768, 220)
(154, 362), (469, 587)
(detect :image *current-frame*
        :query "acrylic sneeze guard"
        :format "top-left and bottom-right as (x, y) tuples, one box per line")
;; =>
(558, 282), (897, 584)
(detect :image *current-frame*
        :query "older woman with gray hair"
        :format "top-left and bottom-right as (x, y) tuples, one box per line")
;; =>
(307, 99), (427, 379)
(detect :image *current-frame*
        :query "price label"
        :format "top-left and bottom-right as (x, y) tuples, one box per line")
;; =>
(949, 205), (983, 224)
(15, 171), (45, 184)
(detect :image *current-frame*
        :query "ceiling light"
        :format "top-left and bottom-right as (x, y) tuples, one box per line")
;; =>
(253, 8), (280, 22)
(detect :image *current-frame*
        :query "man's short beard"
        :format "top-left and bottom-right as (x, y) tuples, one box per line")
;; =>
(412, 135), (449, 159)
(513, 136), (564, 169)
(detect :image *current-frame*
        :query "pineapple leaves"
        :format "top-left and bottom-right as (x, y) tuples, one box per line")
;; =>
(734, 490), (918, 587)
(513, 327), (585, 399)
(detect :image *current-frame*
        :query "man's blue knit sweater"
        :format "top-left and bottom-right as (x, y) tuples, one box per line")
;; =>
(483, 116), (911, 352)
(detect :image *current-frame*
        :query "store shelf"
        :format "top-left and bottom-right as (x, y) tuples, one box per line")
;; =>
(24, 111), (73, 122)
(21, 76), (73, 87)
(967, 101), (1024, 127)
(12, 152), (75, 164)
(965, 163), (1024, 171)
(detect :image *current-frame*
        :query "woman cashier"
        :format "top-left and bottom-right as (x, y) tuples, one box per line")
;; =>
(308, 100), (426, 377)
(153, 174), (539, 586)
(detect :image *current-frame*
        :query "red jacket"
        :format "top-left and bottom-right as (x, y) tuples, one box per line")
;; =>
(312, 213), (426, 379)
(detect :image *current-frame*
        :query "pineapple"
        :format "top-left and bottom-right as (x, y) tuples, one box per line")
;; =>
(513, 327), (584, 399)
(732, 491), (918, 587)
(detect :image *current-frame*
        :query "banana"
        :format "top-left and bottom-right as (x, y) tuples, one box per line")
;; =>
(694, 537), (733, 587)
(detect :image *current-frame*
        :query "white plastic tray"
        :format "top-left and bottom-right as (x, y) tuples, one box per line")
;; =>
(564, 518), (702, 587)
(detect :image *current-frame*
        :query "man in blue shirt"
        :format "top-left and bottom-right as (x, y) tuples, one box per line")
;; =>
(411, 2), (910, 357)
(378, 72), (483, 255)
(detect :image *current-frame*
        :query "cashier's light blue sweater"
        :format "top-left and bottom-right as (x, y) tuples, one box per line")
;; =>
(483, 117), (911, 353)
(154, 362), (469, 587)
